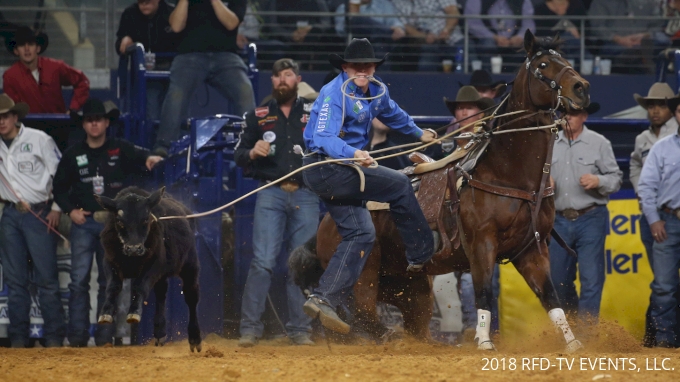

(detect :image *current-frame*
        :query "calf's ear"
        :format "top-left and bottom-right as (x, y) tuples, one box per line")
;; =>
(95, 195), (117, 211)
(147, 186), (165, 208)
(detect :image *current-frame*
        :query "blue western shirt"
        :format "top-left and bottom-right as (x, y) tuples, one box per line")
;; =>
(303, 72), (423, 159)
(638, 132), (680, 224)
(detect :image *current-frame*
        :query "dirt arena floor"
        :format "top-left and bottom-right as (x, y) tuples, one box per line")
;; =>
(1, 322), (678, 382)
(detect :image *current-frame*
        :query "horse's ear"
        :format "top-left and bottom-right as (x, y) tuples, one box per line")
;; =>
(147, 186), (165, 208)
(523, 29), (536, 57)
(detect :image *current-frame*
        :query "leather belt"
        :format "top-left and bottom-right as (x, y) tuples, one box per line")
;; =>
(662, 205), (680, 220)
(0, 199), (52, 213)
(265, 180), (301, 193)
(557, 205), (599, 221)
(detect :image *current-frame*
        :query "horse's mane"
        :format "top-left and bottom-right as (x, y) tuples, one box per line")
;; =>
(530, 34), (565, 55)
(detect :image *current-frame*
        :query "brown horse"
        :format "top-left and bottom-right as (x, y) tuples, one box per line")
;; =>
(289, 30), (590, 351)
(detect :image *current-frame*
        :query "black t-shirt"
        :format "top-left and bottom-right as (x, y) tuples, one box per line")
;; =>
(53, 138), (150, 213)
(178, 0), (246, 54)
(533, 0), (587, 37)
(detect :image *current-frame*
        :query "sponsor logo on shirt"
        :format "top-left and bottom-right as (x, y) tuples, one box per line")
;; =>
(324, 96), (331, 102)
(353, 100), (363, 114)
(263, 131), (276, 143)
(303, 103), (313, 112)
(108, 148), (120, 158)
(357, 111), (368, 123)
(255, 106), (269, 118)
(20, 143), (32, 153)
(79, 168), (89, 176)
(76, 154), (88, 167)
(300, 114), (309, 124)
(317, 103), (330, 132)
(18, 161), (33, 173)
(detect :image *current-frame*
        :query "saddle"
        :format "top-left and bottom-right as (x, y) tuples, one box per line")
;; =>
(400, 139), (490, 264)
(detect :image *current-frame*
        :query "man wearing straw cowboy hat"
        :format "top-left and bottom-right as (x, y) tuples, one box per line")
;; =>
(0, 93), (66, 348)
(52, 98), (162, 347)
(629, 82), (679, 347)
(300, 38), (438, 333)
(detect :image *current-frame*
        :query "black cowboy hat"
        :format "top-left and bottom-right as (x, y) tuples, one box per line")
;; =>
(70, 98), (120, 122)
(328, 38), (388, 71)
(443, 86), (497, 116)
(568, 101), (600, 115)
(5, 25), (49, 55)
(458, 70), (508, 95)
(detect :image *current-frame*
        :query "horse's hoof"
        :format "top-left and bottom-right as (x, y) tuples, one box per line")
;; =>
(190, 343), (202, 353)
(477, 340), (496, 351)
(565, 339), (583, 353)
(155, 336), (167, 347)
(98, 314), (113, 324)
(126, 313), (141, 324)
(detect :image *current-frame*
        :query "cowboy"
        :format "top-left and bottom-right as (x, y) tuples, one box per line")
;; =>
(300, 38), (437, 333)
(638, 93), (680, 348)
(459, 70), (508, 100)
(52, 98), (162, 347)
(2, 25), (90, 150)
(234, 58), (319, 348)
(549, 101), (622, 325)
(0, 93), (66, 348)
(443, 85), (496, 136)
(635, 86), (680, 348)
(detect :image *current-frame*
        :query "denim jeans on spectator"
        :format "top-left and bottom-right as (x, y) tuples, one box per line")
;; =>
(598, 32), (671, 63)
(240, 186), (320, 338)
(146, 80), (170, 123)
(0, 204), (66, 347)
(456, 264), (500, 333)
(549, 205), (608, 323)
(68, 216), (114, 346)
(302, 157), (434, 308)
(649, 210), (680, 345)
(154, 52), (255, 150)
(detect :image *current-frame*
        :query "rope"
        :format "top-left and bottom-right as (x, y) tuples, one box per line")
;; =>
(158, 109), (527, 221)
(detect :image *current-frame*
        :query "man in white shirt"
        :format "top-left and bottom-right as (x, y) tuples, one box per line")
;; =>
(0, 93), (65, 348)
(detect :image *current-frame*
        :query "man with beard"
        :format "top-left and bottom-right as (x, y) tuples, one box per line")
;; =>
(234, 58), (319, 347)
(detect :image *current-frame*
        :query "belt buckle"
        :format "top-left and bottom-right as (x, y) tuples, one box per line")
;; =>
(562, 209), (579, 221)
(280, 181), (299, 193)
(15, 202), (29, 214)
(93, 211), (111, 223)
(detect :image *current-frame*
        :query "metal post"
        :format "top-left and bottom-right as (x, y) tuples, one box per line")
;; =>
(105, 0), (110, 69)
(464, 18), (469, 74)
(674, 50), (680, 94)
(580, 18), (585, 69)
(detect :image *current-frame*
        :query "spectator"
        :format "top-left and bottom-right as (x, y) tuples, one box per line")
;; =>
(443, 85), (495, 135)
(2, 26), (90, 151)
(234, 59), (319, 347)
(465, 0), (536, 71)
(458, 69), (508, 99)
(533, 0), (588, 59)
(391, 0), (464, 71)
(548, 101), (622, 325)
(335, 0), (407, 46)
(588, 0), (668, 73)
(52, 98), (162, 347)
(152, 0), (256, 157)
(367, 119), (411, 170)
(629, 82), (678, 347)
(236, 1), (287, 65)
(664, 0), (680, 48)
(115, 0), (180, 123)
(637, 96), (680, 348)
(0, 93), (65, 348)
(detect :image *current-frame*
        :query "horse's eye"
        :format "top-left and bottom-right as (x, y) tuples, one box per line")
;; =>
(539, 62), (548, 69)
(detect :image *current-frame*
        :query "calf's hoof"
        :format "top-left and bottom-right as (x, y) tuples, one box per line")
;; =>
(98, 314), (113, 324)
(476, 340), (496, 351)
(565, 339), (583, 353)
(155, 336), (167, 347)
(126, 313), (141, 324)
(190, 342), (202, 353)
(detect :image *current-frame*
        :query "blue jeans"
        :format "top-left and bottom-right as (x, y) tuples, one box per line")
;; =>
(0, 204), (65, 347)
(650, 210), (680, 345)
(240, 186), (320, 338)
(549, 205), (608, 322)
(155, 52), (255, 150)
(146, 80), (169, 123)
(67, 216), (114, 346)
(302, 157), (434, 308)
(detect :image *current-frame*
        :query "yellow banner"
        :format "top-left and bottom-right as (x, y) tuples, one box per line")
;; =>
(500, 199), (653, 339)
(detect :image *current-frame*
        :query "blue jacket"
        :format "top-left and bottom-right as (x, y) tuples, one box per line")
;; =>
(304, 72), (423, 159)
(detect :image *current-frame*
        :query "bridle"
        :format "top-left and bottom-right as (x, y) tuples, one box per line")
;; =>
(525, 49), (581, 114)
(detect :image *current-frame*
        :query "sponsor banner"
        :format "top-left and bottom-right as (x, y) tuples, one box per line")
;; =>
(500, 199), (652, 340)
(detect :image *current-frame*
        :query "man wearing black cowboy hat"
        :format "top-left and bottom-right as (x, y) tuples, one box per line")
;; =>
(3, 25), (90, 115)
(548, 101), (622, 325)
(300, 38), (438, 334)
(0, 93), (66, 348)
(52, 98), (162, 347)
(460, 70), (508, 99)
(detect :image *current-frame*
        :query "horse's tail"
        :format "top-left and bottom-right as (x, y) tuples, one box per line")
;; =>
(288, 234), (324, 295)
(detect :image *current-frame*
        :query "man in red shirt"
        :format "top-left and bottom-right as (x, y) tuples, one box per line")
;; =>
(3, 26), (90, 150)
